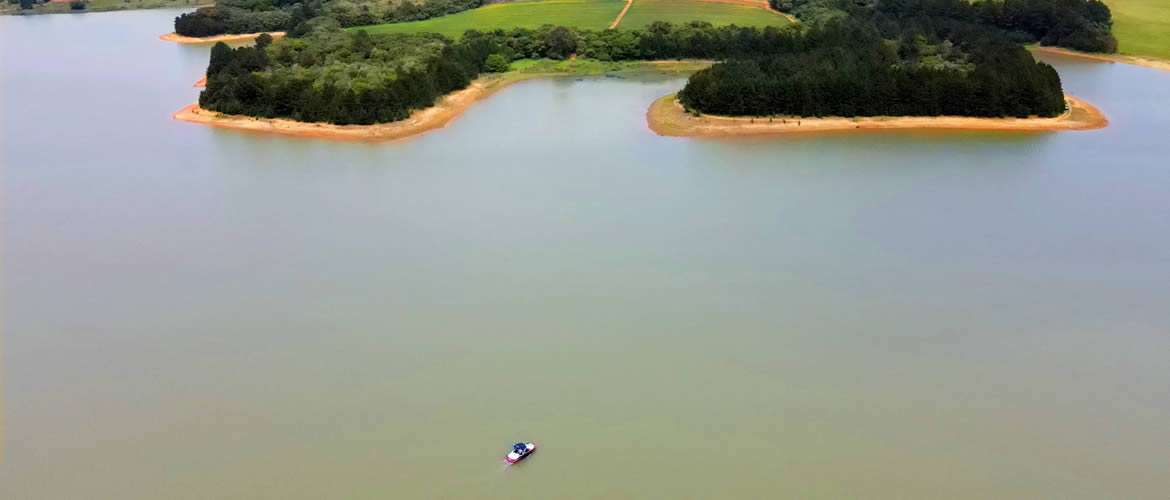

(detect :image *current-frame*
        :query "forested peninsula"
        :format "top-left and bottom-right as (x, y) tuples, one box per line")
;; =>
(182, 0), (1116, 138)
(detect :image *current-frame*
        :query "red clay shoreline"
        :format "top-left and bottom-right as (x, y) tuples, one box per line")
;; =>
(646, 93), (1107, 137)
(160, 31), (286, 44)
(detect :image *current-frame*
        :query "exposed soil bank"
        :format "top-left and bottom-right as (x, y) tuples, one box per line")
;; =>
(647, 93), (1107, 137)
(193, 76), (206, 87)
(160, 31), (285, 44)
(1031, 46), (1170, 73)
(173, 61), (710, 141)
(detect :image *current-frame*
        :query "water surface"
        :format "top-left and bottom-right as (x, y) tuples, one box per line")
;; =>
(2, 10), (1169, 499)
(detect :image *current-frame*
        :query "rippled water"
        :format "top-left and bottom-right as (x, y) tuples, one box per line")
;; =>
(3, 10), (1169, 499)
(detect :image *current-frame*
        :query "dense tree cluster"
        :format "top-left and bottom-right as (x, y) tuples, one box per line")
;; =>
(201, 30), (481, 124)
(678, 21), (1066, 118)
(771, 0), (1116, 53)
(174, 0), (482, 37)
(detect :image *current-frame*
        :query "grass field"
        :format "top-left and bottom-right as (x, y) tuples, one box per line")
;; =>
(0, 0), (210, 15)
(616, 0), (788, 29)
(358, 0), (626, 38)
(1107, 0), (1170, 60)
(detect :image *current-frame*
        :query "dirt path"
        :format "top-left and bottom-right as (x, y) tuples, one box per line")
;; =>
(160, 32), (285, 44)
(1031, 46), (1170, 73)
(609, 0), (633, 29)
(647, 94), (1107, 137)
(757, 0), (797, 23)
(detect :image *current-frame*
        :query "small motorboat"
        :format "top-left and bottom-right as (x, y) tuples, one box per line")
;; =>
(505, 442), (536, 464)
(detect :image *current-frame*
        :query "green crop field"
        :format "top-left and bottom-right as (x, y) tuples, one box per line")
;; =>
(615, 0), (789, 29)
(1107, 0), (1170, 60)
(356, 0), (626, 38)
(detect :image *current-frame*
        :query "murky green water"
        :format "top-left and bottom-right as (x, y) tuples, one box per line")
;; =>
(3, 10), (1169, 500)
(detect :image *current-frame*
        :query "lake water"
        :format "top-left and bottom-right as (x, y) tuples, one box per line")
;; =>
(2, 9), (1169, 500)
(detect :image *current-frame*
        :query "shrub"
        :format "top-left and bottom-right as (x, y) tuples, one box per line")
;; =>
(69, 0), (85, 9)
(483, 53), (510, 73)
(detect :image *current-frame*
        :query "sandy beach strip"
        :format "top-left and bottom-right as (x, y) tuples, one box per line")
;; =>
(160, 32), (286, 44)
(646, 94), (1107, 137)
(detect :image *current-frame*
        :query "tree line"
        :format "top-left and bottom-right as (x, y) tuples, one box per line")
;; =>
(772, 0), (1116, 53)
(174, 0), (482, 37)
